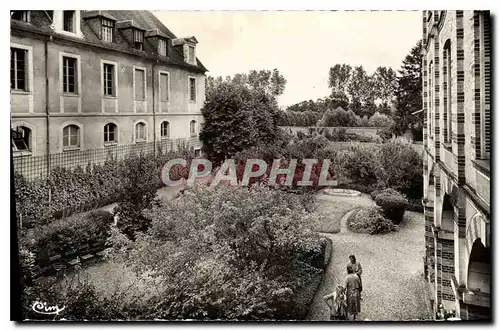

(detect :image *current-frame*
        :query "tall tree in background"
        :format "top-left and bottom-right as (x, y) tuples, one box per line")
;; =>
(328, 64), (352, 110)
(347, 66), (376, 117)
(372, 66), (397, 115)
(201, 69), (286, 162)
(328, 64), (352, 94)
(393, 40), (423, 136)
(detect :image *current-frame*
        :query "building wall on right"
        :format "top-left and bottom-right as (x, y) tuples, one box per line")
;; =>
(422, 10), (490, 321)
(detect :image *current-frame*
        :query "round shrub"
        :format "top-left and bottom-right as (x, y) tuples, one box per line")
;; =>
(370, 187), (400, 201)
(348, 206), (396, 234)
(375, 189), (408, 224)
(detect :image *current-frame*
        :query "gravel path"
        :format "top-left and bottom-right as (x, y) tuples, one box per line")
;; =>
(307, 194), (430, 321)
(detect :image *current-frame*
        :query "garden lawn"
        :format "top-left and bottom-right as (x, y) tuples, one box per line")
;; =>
(310, 192), (374, 233)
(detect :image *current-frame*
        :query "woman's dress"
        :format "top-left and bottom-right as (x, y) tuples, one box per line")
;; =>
(345, 274), (361, 315)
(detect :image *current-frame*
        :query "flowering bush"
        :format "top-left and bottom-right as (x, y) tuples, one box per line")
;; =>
(107, 185), (324, 320)
(318, 108), (360, 127)
(337, 144), (379, 187)
(114, 153), (159, 240)
(337, 138), (423, 200)
(348, 206), (396, 234)
(375, 137), (423, 198)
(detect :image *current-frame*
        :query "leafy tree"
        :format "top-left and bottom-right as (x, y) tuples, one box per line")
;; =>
(200, 70), (286, 162)
(347, 66), (376, 117)
(328, 91), (350, 110)
(328, 64), (352, 95)
(393, 40), (423, 136)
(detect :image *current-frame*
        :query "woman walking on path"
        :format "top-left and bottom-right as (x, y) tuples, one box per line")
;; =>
(323, 286), (347, 321)
(345, 265), (361, 320)
(347, 255), (363, 293)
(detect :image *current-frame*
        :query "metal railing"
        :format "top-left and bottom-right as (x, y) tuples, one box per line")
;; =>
(13, 137), (202, 181)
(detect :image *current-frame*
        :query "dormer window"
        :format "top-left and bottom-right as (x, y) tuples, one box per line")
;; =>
(63, 10), (75, 33)
(158, 39), (167, 56)
(102, 19), (114, 42)
(11, 11), (30, 22)
(134, 30), (144, 50)
(173, 37), (198, 65)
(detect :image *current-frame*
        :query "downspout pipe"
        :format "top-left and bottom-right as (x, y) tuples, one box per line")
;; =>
(152, 60), (158, 155)
(45, 36), (52, 176)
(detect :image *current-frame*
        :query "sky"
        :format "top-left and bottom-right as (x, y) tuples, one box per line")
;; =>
(154, 11), (422, 107)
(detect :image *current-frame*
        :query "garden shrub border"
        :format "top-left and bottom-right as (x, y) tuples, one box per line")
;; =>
(15, 148), (197, 229)
(19, 210), (115, 279)
(292, 236), (332, 320)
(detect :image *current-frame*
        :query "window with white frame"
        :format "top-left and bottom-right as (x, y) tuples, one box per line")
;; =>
(160, 72), (169, 102)
(158, 39), (167, 56)
(104, 123), (117, 144)
(11, 47), (27, 91)
(63, 10), (75, 33)
(62, 124), (80, 149)
(134, 68), (145, 100)
(189, 77), (196, 102)
(103, 63), (115, 96)
(11, 11), (30, 22)
(102, 19), (114, 42)
(134, 29), (144, 50)
(190, 120), (197, 136)
(135, 122), (146, 142)
(11, 126), (31, 151)
(62, 56), (77, 94)
(160, 121), (170, 138)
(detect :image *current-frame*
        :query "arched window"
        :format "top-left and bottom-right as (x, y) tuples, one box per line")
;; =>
(135, 122), (146, 142)
(12, 126), (31, 151)
(190, 120), (197, 136)
(160, 121), (170, 138)
(62, 124), (80, 149)
(104, 123), (117, 144)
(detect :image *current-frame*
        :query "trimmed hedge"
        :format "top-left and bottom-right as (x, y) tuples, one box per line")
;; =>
(19, 210), (114, 277)
(375, 189), (408, 224)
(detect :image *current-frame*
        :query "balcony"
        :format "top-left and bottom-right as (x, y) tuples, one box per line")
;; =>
(441, 146), (456, 178)
(472, 159), (490, 207)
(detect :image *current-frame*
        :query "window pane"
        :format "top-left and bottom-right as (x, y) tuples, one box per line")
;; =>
(160, 73), (169, 101)
(188, 46), (195, 63)
(135, 69), (145, 99)
(11, 48), (26, 90)
(102, 20), (114, 42)
(190, 78), (196, 101)
(12, 11), (29, 22)
(70, 135), (78, 147)
(103, 64), (114, 96)
(63, 11), (74, 32)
